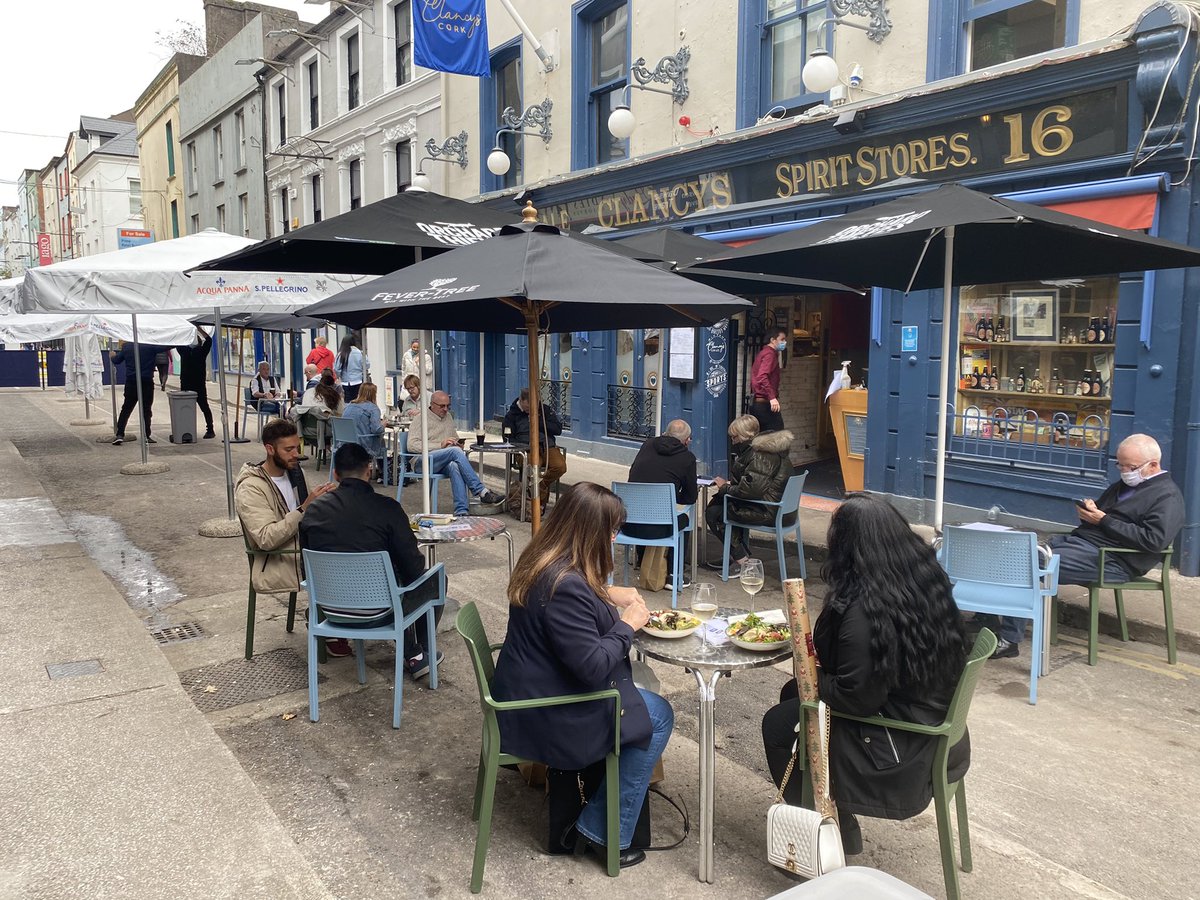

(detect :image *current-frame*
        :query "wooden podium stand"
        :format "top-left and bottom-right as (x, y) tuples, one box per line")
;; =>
(828, 388), (868, 493)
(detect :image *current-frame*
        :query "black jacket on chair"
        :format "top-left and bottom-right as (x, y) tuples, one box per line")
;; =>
(811, 595), (970, 819)
(1072, 472), (1184, 577)
(725, 429), (796, 527)
(628, 435), (698, 506)
(503, 399), (562, 449)
(492, 566), (651, 770)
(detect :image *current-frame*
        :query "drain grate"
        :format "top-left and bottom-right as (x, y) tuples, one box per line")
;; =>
(179, 648), (325, 713)
(46, 659), (105, 680)
(150, 622), (207, 644)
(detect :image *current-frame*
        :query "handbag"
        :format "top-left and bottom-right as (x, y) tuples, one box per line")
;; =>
(766, 700), (845, 878)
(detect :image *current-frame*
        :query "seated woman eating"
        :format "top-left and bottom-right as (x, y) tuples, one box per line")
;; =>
(491, 482), (674, 868)
(761, 493), (969, 854)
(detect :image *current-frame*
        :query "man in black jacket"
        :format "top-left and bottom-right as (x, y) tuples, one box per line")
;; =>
(503, 387), (566, 511)
(299, 442), (444, 680)
(993, 433), (1185, 659)
(177, 327), (215, 438)
(625, 419), (698, 589)
(110, 340), (165, 445)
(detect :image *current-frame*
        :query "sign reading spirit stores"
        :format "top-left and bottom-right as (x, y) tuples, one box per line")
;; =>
(540, 86), (1127, 231)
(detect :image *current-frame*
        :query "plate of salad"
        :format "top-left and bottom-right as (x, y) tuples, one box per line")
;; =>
(643, 609), (701, 639)
(726, 613), (791, 651)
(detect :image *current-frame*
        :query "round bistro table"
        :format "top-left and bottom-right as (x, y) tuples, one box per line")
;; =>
(414, 515), (515, 575)
(633, 606), (791, 884)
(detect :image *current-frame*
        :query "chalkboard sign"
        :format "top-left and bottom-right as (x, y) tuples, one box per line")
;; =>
(845, 414), (867, 459)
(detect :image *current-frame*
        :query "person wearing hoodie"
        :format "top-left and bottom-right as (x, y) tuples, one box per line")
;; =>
(625, 419), (698, 589)
(503, 387), (566, 511)
(708, 425), (795, 574)
(234, 420), (341, 651)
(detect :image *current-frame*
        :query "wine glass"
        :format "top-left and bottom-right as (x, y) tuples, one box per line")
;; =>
(739, 559), (765, 613)
(691, 583), (718, 654)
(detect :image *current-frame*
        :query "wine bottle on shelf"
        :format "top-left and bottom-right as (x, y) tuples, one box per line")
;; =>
(985, 317), (995, 342)
(1077, 370), (1090, 395)
(976, 315), (988, 341)
(1092, 371), (1104, 396)
(1087, 317), (1099, 343)
(1051, 367), (1062, 395)
(971, 366), (981, 389)
(1015, 366), (1027, 392)
(1097, 312), (1108, 344)
(1030, 368), (1044, 394)
(989, 367), (1000, 391)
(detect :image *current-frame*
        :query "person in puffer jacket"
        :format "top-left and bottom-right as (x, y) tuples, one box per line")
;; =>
(705, 425), (795, 574)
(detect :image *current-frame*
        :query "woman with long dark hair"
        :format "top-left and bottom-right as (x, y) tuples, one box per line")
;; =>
(492, 482), (674, 869)
(333, 335), (368, 403)
(761, 493), (969, 853)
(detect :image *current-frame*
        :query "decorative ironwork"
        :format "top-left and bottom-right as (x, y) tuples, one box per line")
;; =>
(631, 46), (690, 105)
(501, 99), (554, 144)
(831, 0), (892, 44)
(607, 384), (656, 440)
(423, 131), (469, 169)
(539, 379), (571, 428)
(947, 406), (1109, 475)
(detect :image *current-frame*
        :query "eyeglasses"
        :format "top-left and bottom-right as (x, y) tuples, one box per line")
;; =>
(1116, 460), (1149, 472)
(431, 401), (450, 409)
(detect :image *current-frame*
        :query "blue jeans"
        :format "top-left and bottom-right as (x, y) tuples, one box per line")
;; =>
(415, 446), (485, 515)
(576, 689), (674, 850)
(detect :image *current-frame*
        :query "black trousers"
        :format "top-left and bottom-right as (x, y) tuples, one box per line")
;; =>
(115, 378), (154, 436)
(315, 577), (442, 660)
(182, 381), (214, 431)
(705, 495), (749, 561)
(750, 399), (784, 433)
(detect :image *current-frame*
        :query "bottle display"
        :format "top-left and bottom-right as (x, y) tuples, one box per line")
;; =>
(976, 315), (988, 341)
(985, 317), (995, 342)
(971, 367), (981, 389)
(1015, 366), (1026, 392)
(1029, 368), (1044, 394)
(1051, 367), (1062, 395)
(1086, 317), (1098, 343)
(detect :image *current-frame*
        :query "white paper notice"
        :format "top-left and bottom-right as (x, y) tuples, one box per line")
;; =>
(704, 617), (731, 646)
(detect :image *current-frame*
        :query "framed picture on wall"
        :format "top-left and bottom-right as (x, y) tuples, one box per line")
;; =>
(1010, 289), (1058, 341)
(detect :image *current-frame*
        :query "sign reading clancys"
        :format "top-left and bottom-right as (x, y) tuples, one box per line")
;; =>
(541, 86), (1127, 232)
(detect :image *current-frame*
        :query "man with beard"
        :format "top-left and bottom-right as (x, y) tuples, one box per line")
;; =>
(235, 420), (341, 652)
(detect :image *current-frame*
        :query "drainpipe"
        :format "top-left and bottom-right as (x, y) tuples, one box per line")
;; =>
(256, 71), (272, 237)
(1183, 347), (1200, 577)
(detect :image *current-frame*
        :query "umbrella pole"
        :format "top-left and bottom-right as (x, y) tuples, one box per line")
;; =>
(525, 310), (542, 534)
(933, 225), (955, 532)
(232, 327), (248, 443)
(479, 335), (485, 436)
(132, 314), (148, 465)
(109, 354), (118, 432)
(421, 329), (433, 515)
(216, 307), (236, 519)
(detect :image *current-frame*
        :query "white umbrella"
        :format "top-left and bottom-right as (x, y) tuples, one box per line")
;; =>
(0, 312), (197, 345)
(0, 275), (21, 315)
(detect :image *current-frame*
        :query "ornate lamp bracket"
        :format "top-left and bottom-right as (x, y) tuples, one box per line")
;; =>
(631, 46), (690, 105)
(500, 99), (554, 144)
(422, 132), (469, 169)
(830, 0), (892, 44)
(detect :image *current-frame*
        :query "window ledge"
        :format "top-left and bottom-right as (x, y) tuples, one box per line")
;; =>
(234, 166), (247, 177)
(212, 179), (225, 188)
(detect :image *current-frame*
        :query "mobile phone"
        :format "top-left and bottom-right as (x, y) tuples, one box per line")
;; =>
(1075, 498), (1089, 508)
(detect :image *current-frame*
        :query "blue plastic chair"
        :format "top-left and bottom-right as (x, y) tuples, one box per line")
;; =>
(611, 481), (693, 608)
(242, 386), (274, 437)
(302, 549), (445, 728)
(938, 526), (1060, 705)
(720, 472), (808, 584)
(396, 430), (444, 513)
(326, 416), (359, 480)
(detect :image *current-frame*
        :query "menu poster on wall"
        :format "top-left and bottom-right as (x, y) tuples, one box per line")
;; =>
(668, 328), (697, 381)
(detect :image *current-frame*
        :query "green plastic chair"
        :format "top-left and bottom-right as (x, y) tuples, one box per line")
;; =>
(799, 628), (997, 900)
(1049, 545), (1176, 666)
(455, 601), (622, 893)
(241, 522), (325, 664)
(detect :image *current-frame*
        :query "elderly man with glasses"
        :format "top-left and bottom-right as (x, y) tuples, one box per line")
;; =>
(408, 390), (505, 516)
(990, 432), (1185, 660)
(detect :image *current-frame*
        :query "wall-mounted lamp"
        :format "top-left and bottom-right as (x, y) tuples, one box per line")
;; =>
(800, 1), (891, 95)
(486, 99), (553, 176)
(236, 58), (294, 84)
(408, 132), (470, 191)
(267, 29), (330, 60)
(607, 46), (690, 139)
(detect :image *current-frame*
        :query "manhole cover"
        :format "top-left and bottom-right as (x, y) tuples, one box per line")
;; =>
(151, 622), (207, 644)
(46, 659), (104, 680)
(179, 648), (325, 713)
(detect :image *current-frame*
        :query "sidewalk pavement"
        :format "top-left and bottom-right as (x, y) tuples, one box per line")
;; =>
(0, 439), (331, 900)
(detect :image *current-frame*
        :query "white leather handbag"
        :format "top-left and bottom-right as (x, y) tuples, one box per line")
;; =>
(766, 701), (846, 879)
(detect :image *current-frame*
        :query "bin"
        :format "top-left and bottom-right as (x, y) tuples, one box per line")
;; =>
(167, 390), (198, 444)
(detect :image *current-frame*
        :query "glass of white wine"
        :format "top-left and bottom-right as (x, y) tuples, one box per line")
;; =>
(691, 583), (718, 654)
(739, 558), (765, 613)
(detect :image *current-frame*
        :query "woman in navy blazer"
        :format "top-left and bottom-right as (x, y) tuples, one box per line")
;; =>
(492, 482), (674, 868)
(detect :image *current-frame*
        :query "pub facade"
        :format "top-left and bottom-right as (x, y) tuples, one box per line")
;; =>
(433, 5), (1200, 575)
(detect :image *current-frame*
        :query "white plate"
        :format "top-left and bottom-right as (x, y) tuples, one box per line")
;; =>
(727, 633), (791, 652)
(643, 612), (701, 639)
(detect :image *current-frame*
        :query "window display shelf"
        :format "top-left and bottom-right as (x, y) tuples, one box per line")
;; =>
(961, 341), (1114, 350)
(958, 389), (1109, 404)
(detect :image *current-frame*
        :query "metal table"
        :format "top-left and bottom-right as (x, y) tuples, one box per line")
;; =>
(469, 442), (519, 503)
(633, 607), (791, 884)
(692, 478), (715, 582)
(415, 515), (515, 575)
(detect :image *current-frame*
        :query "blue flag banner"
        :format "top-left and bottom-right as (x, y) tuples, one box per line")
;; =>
(413, 0), (490, 78)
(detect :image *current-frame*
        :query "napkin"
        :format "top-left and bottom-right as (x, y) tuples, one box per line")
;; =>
(727, 609), (787, 626)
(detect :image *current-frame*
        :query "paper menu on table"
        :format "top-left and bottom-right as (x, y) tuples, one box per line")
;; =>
(704, 617), (731, 646)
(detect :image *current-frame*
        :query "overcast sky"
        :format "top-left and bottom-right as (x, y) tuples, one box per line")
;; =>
(0, 0), (328, 208)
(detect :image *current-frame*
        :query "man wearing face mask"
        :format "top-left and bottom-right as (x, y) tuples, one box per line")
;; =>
(750, 328), (789, 433)
(990, 433), (1184, 659)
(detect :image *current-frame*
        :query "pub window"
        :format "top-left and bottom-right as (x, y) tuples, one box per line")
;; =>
(482, 41), (522, 192)
(965, 0), (1069, 72)
(736, 0), (827, 127)
(186, 141), (197, 194)
(395, 141), (411, 193)
(394, 1), (412, 87)
(275, 81), (287, 147)
(312, 173), (323, 223)
(213, 124), (224, 182)
(573, 0), (628, 169)
(952, 276), (1116, 474)
(349, 158), (362, 210)
(235, 108), (247, 169)
(280, 187), (291, 235)
(346, 31), (361, 111)
(307, 59), (320, 130)
(238, 193), (249, 237)
(216, 203), (226, 232)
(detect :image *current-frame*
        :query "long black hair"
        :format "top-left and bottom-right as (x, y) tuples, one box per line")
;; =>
(336, 335), (355, 372)
(821, 494), (967, 695)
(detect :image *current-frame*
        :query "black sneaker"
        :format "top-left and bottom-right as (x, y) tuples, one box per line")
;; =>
(203, 430), (216, 439)
(665, 574), (691, 591)
(404, 649), (445, 680)
(111, 435), (125, 445)
(478, 489), (505, 505)
(991, 639), (1020, 659)
(146, 435), (157, 444)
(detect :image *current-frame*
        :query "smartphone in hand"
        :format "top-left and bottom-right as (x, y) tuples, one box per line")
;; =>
(1075, 498), (1090, 508)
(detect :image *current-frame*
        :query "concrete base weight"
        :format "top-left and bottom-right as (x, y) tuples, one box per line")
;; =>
(199, 517), (243, 538)
(121, 461), (171, 475)
(96, 432), (137, 443)
(70, 419), (104, 426)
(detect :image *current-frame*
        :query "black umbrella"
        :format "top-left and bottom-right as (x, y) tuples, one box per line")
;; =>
(692, 183), (1200, 526)
(301, 212), (753, 530)
(615, 226), (857, 296)
(191, 310), (329, 332)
